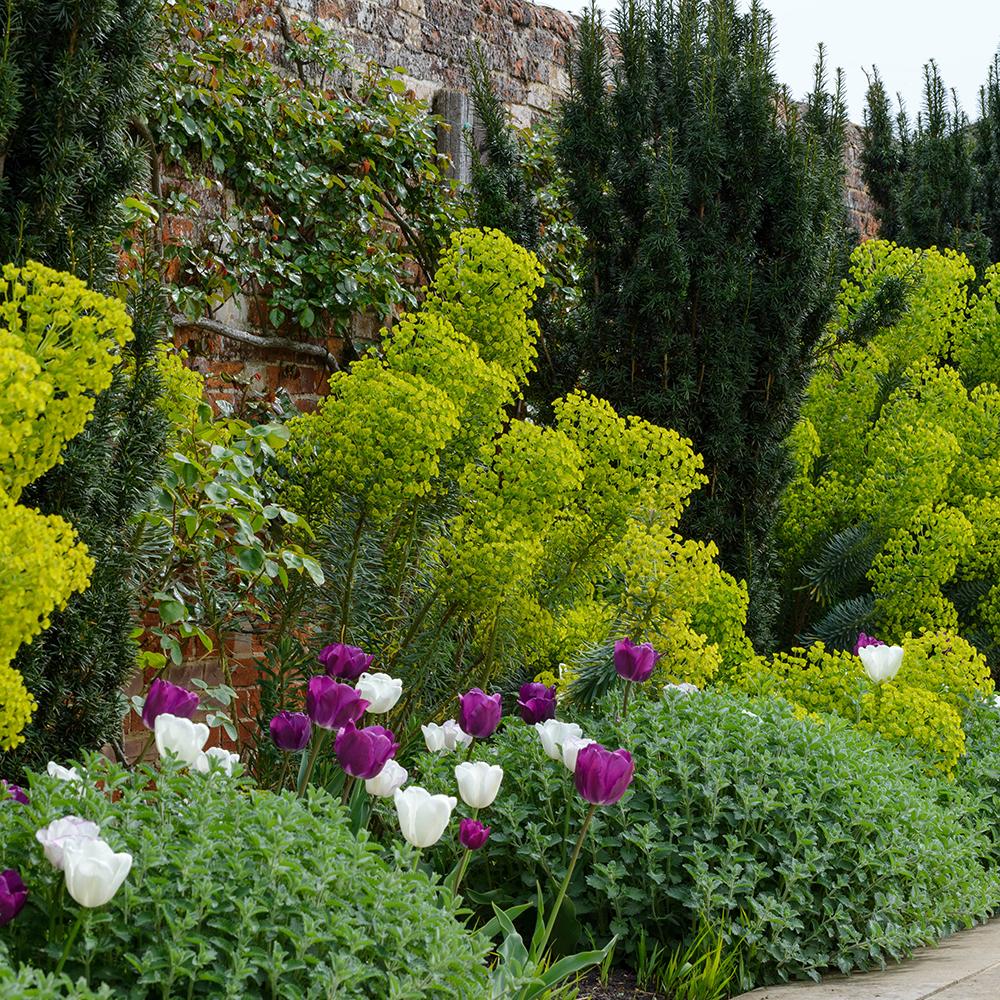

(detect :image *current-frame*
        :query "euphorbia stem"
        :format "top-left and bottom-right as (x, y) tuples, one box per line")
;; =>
(621, 681), (633, 721)
(295, 730), (328, 797)
(339, 510), (367, 642)
(55, 910), (85, 976)
(538, 803), (598, 959)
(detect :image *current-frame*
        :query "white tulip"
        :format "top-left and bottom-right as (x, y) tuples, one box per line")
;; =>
(454, 761), (504, 809)
(859, 644), (904, 685)
(992, 694), (1000, 710)
(62, 838), (133, 908)
(47, 762), (81, 783)
(663, 682), (700, 696)
(365, 759), (408, 798)
(534, 719), (583, 760)
(393, 786), (457, 849)
(356, 672), (403, 714)
(422, 723), (448, 753)
(561, 736), (596, 773)
(36, 816), (101, 870)
(154, 713), (210, 766)
(441, 718), (473, 750)
(194, 746), (240, 776)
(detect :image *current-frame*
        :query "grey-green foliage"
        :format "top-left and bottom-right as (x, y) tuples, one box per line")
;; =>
(411, 691), (997, 989)
(0, 967), (114, 1000)
(0, 756), (488, 999)
(955, 698), (1000, 868)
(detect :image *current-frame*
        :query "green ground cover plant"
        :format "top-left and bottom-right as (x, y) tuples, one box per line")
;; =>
(409, 689), (998, 989)
(0, 755), (488, 998)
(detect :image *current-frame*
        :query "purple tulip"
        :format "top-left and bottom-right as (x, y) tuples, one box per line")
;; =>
(306, 676), (369, 731)
(613, 638), (660, 684)
(458, 688), (502, 740)
(517, 682), (557, 725)
(334, 723), (399, 779)
(141, 678), (199, 729)
(574, 743), (635, 806)
(458, 817), (491, 851)
(319, 642), (374, 681)
(1, 780), (27, 805)
(0, 869), (27, 926)
(853, 632), (886, 656)
(269, 711), (312, 751)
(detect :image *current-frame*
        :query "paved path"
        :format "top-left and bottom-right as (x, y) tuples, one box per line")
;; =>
(736, 920), (1000, 1000)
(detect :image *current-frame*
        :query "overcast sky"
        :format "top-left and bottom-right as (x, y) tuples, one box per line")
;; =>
(538, 0), (1000, 124)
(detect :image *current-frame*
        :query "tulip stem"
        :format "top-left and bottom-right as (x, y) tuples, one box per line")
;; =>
(452, 847), (472, 901)
(463, 738), (476, 762)
(295, 730), (328, 798)
(54, 910), (85, 976)
(538, 803), (597, 960)
(621, 681), (633, 721)
(130, 731), (156, 769)
(341, 774), (355, 806)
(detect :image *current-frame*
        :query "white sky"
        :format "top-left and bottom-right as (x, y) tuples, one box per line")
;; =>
(538, 1), (1000, 124)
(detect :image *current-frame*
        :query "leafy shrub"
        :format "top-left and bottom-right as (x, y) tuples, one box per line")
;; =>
(274, 228), (750, 753)
(955, 697), (1000, 866)
(0, 967), (113, 1000)
(779, 241), (1000, 664)
(410, 691), (997, 989)
(155, 0), (461, 337)
(0, 756), (488, 998)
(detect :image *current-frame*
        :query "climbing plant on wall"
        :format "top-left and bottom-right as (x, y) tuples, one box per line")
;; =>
(154, 0), (463, 347)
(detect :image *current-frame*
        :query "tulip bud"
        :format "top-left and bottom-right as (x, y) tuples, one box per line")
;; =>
(47, 762), (81, 783)
(421, 722), (448, 753)
(517, 682), (557, 725)
(194, 746), (241, 776)
(1, 780), (28, 805)
(574, 743), (635, 805)
(154, 713), (210, 767)
(454, 760), (504, 809)
(0, 869), (27, 926)
(270, 711), (312, 751)
(458, 818), (491, 851)
(355, 672), (403, 714)
(36, 816), (101, 870)
(663, 682), (699, 696)
(853, 632), (886, 656)
(318, 642), (374, 681)
(305, 676), (368, 731)
(457, 688), (502, 740)
(534, 718), (582, 760)
(613, 637), (660, 683)
(365, 759), (408, 798)
(394, 786), (457, 849)
(561, 735), (596, 773)
(442, 718), (473, 750)
(62, 838), (133, 908)
(335, 722), (399, 779)
(141, 678), (199, 729)
(858, 644), (904, 685)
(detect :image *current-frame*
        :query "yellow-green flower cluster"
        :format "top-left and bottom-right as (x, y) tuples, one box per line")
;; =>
(0, 261), (133, 500)
(859, 684), (965, 777)
(734, 632), (984, 775)
(0, 264), (123, 749)
(423, 227), (543, 383)
(780, 241), (1000, 653)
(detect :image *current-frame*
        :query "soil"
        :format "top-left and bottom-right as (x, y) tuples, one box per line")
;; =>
(574, 968), (668, 999)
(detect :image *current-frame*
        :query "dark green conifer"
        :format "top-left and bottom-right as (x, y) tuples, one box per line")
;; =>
(0, 0), (165, 774)
(556, 0), (849, 647)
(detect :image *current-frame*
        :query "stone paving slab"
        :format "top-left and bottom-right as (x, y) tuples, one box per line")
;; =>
(736, 919), (1000, 1000)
